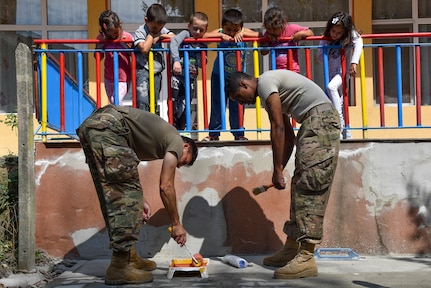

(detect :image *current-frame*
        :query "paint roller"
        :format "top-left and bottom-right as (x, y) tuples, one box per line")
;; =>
(168, 226), (203, 266)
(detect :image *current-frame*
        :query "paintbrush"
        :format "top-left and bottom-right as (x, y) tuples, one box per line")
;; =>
(252, 183), (274, 195)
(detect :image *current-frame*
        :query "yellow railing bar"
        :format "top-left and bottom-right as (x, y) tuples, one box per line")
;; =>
(253, 41), (262, 140)
(359, 50), (368, 139)
(149, 51), (155, 113)
(41, 43), (47, 142)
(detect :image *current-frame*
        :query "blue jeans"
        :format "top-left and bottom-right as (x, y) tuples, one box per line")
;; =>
(136, 68), (162, 112)
(171, 74), (195, 130)
(209, 71), (244, 137)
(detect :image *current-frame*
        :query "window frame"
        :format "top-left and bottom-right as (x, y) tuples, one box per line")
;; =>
(371, 0), (431, 105)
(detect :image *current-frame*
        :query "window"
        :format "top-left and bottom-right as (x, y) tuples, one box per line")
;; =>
(47, 0), (87, 25)
(373, 0), (412, 19)
(0, 0), (88, 113)
(372, 0), (431, 105)
(372, 24), (413, 105)
(0, 31), (39, 113)
(16, 0), (42, 25)
(111, 0), (194, 32)
(222, 0), (262, 23)
(418, 0), (431, 18)
(269, 0), (349, 22)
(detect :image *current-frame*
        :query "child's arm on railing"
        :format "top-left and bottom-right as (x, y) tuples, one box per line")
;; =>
(204, 28), (232, 42)
(292, 28), (314, 41)
(233, 28), (260, 43)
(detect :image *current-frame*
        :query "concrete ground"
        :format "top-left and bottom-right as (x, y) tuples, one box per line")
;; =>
(4, 254), (429, 288)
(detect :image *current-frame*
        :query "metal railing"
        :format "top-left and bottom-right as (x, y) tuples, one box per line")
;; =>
(33, 32), (431, 141)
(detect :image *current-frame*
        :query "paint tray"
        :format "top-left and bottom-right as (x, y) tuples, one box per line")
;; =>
(167, 258), (210, 279)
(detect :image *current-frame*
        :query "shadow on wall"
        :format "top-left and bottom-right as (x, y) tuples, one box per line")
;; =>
(62, 208), (175, 259)
(61, 187), (283, 260)
(183, 186), (283, 256)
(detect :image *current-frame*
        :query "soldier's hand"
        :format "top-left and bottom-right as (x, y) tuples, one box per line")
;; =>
(169, 225), (187, 246)
(142, 201), (151, 222)
(272, 173), (286, 190)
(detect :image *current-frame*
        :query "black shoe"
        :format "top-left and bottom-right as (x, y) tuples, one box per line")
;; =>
(202, 136), (219, 141)
(235, 136), (248, 141)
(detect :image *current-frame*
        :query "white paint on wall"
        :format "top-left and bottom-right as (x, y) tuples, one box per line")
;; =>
(34, 151), (85, 185)
(337, 142), (431, 221)
(338, 143), (374, 159)
(179, 146), (274, 184)
(70, 227), (110, 259)
(178, 187), (230, 256)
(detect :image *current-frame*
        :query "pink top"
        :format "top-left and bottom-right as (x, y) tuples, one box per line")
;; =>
(264, 24), (309, 73)
(96, 31), (133, 82)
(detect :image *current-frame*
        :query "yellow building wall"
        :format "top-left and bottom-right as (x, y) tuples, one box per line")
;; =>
(348, 0), (431, 139)
(0, 116), (18, 155)
(3, 1), (431, 157)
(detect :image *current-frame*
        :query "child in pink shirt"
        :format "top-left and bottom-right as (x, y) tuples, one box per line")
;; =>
(96, 10), (133, 105)
(261, 7), (314, 73)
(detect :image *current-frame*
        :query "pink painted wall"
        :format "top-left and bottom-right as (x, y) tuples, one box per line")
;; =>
(34, 141), (431, 259)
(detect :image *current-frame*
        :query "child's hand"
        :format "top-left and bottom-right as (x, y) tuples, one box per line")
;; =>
(292, 29), (313, 41)
(221, 33), (232, 42)
(152, 35), (161, 44)
(149, 32), (162, 44)
(349, 63), (358, 76)
(233, 30), (244, 43)
(173, 61), (182, 75)
(267, 33), (278, 42)
(292, 32), (304, 41)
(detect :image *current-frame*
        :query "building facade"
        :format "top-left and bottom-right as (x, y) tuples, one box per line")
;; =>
(1, 0), (431, 154)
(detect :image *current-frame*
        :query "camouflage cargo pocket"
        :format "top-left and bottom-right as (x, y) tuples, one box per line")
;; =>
(84, 113), (126, 133)
(102, 142), (140, 183)
(296, 144), (337, 192)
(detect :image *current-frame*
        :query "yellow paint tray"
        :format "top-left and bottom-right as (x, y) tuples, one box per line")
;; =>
(167, 258), (210, 279)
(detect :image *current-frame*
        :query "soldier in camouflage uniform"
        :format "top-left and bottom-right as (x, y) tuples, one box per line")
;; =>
(76, 105), (198, 285)
(226, 70), (340, 280)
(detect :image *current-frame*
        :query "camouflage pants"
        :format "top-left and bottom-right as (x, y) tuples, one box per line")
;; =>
(284, 108), (340, 244)
(76, 106), (143, 252)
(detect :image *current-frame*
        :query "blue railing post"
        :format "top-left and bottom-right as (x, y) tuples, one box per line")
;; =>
(270, 49), (276, 70)
(113, 51), (119, 105)
(183, 51), (191, 131)
(396, 45), (403, 127)
(322, 46), (329, 94)
(218, 50), (226, 131)
(77, 51), (83, 122)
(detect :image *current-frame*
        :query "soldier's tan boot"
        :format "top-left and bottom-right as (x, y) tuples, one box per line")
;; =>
(263, 237), (299, 267)
(273, 242), (318, 279)
(130, 246), (157, 271)
(105, 250), (153, 285)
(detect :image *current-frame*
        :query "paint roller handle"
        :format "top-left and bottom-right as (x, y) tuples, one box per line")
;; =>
(168, 226), (199, 264)
(264, 183), (275, 190)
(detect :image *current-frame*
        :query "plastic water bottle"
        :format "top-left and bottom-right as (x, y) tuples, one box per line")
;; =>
(222, 254), (248, 268)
